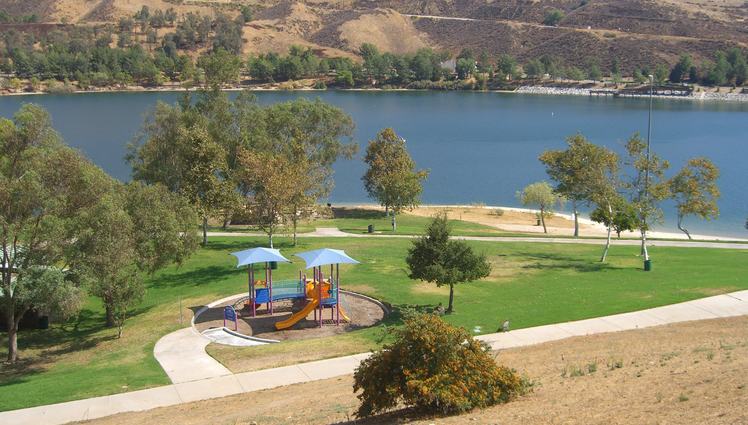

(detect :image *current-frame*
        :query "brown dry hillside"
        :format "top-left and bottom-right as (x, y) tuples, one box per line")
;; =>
(1, 0), (747, 71)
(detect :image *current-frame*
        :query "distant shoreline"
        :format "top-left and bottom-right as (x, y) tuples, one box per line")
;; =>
(3, 84), (748, 103)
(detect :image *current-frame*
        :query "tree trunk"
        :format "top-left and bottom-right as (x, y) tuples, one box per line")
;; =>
(292, 217), (298, 246)
(600, 204), (613, 262)
(540, 207), (547, 234)
(385, 205), (389, 217)
(6, 309), (17, 363)
(202, 217), (208, 246)
(677, 214), (691, 240)
(572, 200), (579, 238)
(391, 212), (397, 232)
(446, 283), (455, 313)
(105, 303), (115, 328)
(641, 226), (649, 260)
(269, 232), (274, 249)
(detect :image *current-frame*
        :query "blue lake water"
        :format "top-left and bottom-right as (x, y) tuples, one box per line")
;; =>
(1, 90), (746, 237)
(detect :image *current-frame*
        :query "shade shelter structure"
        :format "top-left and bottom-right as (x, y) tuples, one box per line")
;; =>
(294, 248), (360, 327)
(230, 247), (291, 317)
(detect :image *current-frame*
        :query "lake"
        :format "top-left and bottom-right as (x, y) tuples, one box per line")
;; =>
(1, 90), (746, 237)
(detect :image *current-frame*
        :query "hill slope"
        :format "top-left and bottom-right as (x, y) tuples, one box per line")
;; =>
(1, 0), (747, 72)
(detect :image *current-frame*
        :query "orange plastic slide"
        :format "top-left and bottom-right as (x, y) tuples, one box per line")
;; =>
(274, 298), (320, 330)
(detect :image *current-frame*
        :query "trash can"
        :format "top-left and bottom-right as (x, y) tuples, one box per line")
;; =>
(367, 224), (374, 233)
(270, 261), (278, 270)
(644, 259), (652, 272)
(38, 316), (49, 330)
(536, 219), (541, 226)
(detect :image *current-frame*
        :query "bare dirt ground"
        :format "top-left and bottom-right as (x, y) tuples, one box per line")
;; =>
(407, 205), (600, 236)
(80, 315), (748, 425)
(194, 293), (385, 341)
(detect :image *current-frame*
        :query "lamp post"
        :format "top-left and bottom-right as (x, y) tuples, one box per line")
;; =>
(642, 74), (654, 270)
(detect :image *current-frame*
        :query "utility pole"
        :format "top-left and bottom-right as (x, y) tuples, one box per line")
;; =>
(642, 74), (654, 270)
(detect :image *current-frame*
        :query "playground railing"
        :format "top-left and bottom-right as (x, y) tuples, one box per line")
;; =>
(270, 279), (306, 300)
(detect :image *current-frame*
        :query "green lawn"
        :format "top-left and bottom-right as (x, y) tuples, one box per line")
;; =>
(1, 235), (746, 411)
(211, 208), (511, 237)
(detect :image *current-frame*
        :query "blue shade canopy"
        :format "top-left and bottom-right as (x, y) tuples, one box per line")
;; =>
(231, 247), (291, 268)
(294, 248), (360, 269)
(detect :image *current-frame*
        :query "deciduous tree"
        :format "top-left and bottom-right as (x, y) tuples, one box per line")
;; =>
(625, 133), (670, 261)
(670, 158), (720, 239)
(517, 181), (564, 234)
(362, 128), (428, 231)
(0, 105), (107, 362)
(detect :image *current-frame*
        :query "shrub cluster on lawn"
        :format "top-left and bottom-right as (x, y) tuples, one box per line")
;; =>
(353, 313), (525, 417)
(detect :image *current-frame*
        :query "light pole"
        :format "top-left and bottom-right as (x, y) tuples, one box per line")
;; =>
(642, 74), (654, 270)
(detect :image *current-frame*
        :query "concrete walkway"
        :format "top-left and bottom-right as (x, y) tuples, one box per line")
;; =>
(153, 327), (232, 384)
(206, 229), (748, 250)
(3, 290), (748, 425)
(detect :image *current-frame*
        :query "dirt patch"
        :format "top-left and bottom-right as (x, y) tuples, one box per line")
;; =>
(194, 292), (385, 342)
(338, 9), (431, 54)
(81, 315), (748, 425)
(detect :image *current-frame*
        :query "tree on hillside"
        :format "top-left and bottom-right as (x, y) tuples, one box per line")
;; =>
(456, 57), (476, 80)
(406, 213), (491, 313)
(654, 63), (669, 85)
(0, 105), (109, 363)
(625, 133), (670, 262)
(670, 158), (720, 240)
(197, 48), (242, 88)
(72, 182), (198, 333)
(669, 54), (694, 83)
(362, 128), (428, 231)
(517, 181), (564, 234)
(543, 9), (565, 26)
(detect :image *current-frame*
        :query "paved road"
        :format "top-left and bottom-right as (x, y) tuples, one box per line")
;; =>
(3, 290), (748, 425)
(208, 228), (748, 250)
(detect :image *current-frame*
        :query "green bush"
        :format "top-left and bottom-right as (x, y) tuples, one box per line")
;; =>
(543, 9), (565, 26)
(353, 313), (524, 417)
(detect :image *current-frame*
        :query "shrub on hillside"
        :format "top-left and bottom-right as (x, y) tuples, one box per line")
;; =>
(353, 313), (524, 417)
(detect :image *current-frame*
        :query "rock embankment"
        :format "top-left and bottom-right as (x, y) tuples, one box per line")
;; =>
(516, 85), (748, 102)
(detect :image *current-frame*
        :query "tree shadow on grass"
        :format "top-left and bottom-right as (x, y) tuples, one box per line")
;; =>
(0, 357), (46, 387)
(152, 265), (241, 289)
(332, 208), (385, 220)
(203, 239), (299, 251)
(517, 251), (627, 273)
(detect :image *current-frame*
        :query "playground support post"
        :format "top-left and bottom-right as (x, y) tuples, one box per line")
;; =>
(318, 266), (323, 328)
(267, 262), (273, 315)
(249, 265), (256, 317)
(336, 263), (340, 326)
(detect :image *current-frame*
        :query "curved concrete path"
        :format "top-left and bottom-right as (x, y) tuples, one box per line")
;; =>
(153, 327), (231, 384)
(3, 290), (748, 425)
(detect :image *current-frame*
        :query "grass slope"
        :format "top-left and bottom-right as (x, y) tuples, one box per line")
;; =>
(1, 235), (746, 411)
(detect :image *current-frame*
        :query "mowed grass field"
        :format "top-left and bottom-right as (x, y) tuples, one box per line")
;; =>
(1, 235), (747, 411)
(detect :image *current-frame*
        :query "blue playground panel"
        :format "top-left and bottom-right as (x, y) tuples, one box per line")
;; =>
(253, 279), (342, 306)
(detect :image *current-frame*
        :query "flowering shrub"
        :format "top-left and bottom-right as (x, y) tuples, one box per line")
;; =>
(353, 313), (524, 417)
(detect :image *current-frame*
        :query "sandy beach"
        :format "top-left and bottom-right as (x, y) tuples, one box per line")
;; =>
(340, 203), (748, 242)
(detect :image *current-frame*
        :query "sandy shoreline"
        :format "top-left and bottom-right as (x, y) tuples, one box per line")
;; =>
(336, 202), (748, 242)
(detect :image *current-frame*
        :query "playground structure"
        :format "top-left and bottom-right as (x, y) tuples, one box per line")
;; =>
(230, 247), (360, 331)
